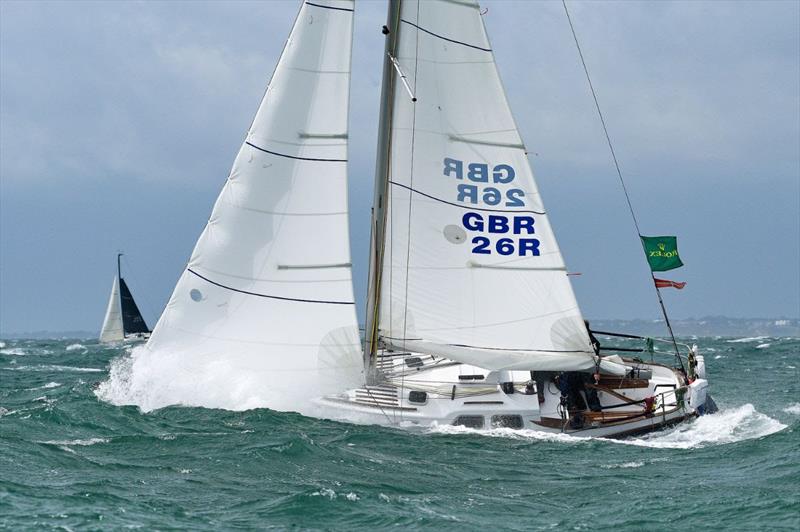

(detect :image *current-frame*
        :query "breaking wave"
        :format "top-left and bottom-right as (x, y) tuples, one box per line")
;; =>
(6, 364), (102, 373)
(426, 404), (786, 449)
(95, 344), (353, 415)
(784, 403), (800, 415)
(726, 336), (769, 343)
(0, 348), (27, 356)
(619, 404), (786, 448)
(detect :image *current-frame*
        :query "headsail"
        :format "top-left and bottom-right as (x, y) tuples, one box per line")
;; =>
(119, 278), (149, 335)
(371, 0), (595, 371)
(99, 276), (124, 343)
(145, 0), (362, 410)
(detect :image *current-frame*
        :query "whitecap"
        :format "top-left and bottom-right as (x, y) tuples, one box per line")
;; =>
(784, 403), (800, 415)
(39, 437), (110, 447)
(0, 341), (6, 348)
(602, 461), (644, 469)
(726, 336), (769, 343)
(0, 348), (27, 356)
(96, 344), (344, 414)
(26, 382), (62, 391)
(311, 488), (337, 500)
(65, 343), (87, 352)
(427, 423), (592, 445)
(8, 365), (102, 373)
(755, 343), (771, 349)
(426, 404), (785, 449)
(619, 404), (786, 449)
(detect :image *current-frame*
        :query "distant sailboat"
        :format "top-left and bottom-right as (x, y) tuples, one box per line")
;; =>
(99, 254), (150, 343)
(145, 0), (715, 436)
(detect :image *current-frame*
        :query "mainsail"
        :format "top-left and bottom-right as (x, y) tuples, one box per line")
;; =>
(99, 276), (124, 343)
(145, 0), (362, 407)
(368, 0), (597, 372)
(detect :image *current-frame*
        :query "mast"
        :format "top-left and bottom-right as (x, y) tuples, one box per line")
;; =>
(117, 252), (122, 281)
(364, 0), (402, 383)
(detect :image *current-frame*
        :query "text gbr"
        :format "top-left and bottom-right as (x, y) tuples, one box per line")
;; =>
(445, 158), (540, 256)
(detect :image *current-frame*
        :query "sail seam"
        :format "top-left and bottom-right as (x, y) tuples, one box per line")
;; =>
(468, 262), (566, 271)
(389, 180), (545, 214)
(304, 1), (354, 13)
(187, 268), (354, 305)
(400, 19), (491, 52)
(245, 141), (346, 162)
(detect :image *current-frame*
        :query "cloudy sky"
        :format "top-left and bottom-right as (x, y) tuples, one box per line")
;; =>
(1, 0), (798, 334)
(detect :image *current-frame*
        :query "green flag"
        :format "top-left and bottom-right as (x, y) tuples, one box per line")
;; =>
(641, 235), (684, 271)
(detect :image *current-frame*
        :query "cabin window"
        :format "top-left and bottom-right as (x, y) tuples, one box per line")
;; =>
(408, 391), (427, 404)
(404, 356), (424, 368)
(491, 415), (523, 429)
(453, 415), (485, 429)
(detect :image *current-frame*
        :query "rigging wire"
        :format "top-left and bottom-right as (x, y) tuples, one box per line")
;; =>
(561, 0), (686, 372)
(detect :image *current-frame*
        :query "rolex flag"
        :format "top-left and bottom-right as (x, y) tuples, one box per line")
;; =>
(641, 235), (684, 271)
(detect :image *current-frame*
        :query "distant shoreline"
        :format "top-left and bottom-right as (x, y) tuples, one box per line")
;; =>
(2, 317), (798, 340)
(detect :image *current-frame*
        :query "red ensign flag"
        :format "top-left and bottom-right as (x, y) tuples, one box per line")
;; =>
(654, 278), (686, 289)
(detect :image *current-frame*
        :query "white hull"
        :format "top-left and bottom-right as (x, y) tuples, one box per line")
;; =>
(318, 349), (711, 438)
(123, 332), (150, 344)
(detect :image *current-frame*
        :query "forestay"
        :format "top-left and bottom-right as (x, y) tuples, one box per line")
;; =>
(100, 276), (124, 343)
(146, 0), (362, 409)
(377, 0), (596, 371)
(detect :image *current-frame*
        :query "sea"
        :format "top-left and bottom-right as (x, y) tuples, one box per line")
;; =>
(1, 336), (798, 530)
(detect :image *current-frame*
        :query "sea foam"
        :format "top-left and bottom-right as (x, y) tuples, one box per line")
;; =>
(427, 404), (786, 449)
(726, 336), (769, 343)
(95, 344), (359, 415)
(784, 403), (800, 415)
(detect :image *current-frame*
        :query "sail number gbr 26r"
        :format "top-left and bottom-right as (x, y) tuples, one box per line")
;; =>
(444, 157), (540, 256)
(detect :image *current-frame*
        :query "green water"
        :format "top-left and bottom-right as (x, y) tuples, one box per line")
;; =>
(1, 337), (798, 530)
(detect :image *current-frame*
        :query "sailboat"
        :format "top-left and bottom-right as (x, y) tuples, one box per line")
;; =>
(145, 0), (715, 436)
(99, 253), (150, 344)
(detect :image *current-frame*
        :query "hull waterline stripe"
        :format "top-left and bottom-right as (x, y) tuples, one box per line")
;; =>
(389, 181), (546, 215)
(305, 1), (354, 12)
(400, 19), (492, 52)
(245, 141), (347, 163)
(187, 268), (355, 305)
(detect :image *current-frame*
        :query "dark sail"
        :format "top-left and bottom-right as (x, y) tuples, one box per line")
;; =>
(119, 277), (150, 335)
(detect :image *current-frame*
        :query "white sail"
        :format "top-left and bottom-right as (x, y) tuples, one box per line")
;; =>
(99, 276), (124, 343)
(376, 0), (595, 370)
(145, 0), (362, 410)
(383, 338), (628, 375)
